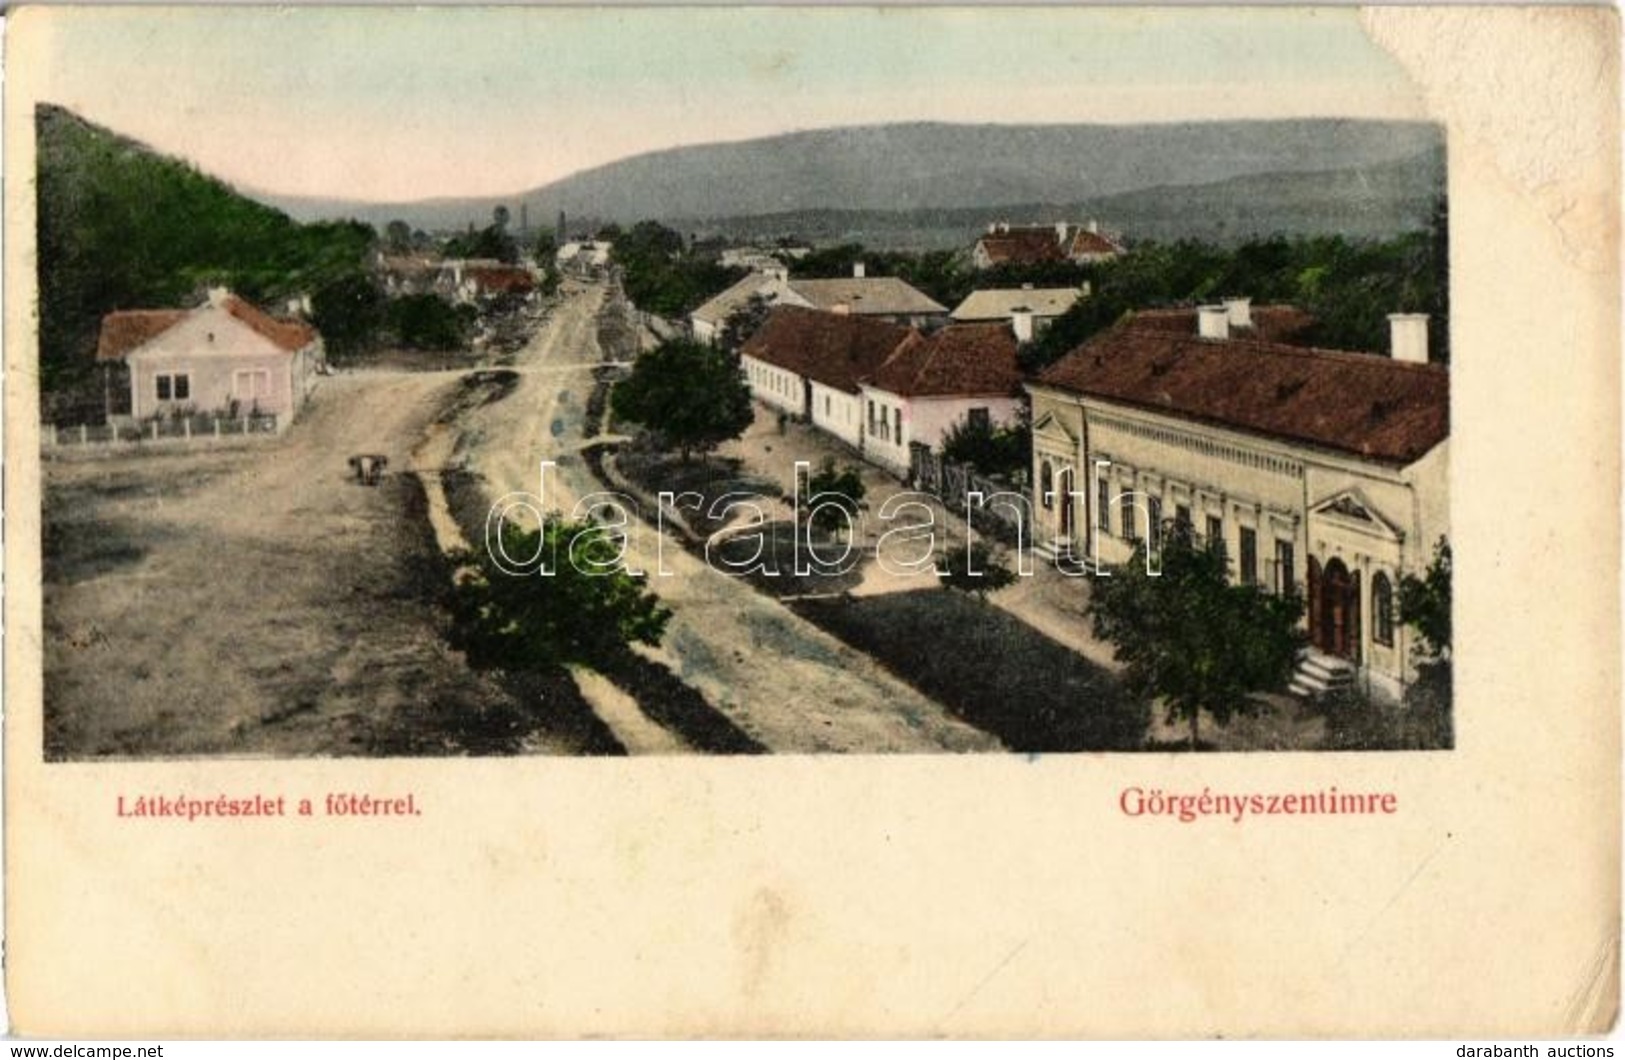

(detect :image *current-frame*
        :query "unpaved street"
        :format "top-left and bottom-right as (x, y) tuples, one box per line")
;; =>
(456, 281), (999, 753)
(45, 281), (1000, 757)
(42, 369), (601, 759)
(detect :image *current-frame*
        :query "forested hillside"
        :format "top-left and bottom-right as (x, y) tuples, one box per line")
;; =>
(36, 104), (373, 419)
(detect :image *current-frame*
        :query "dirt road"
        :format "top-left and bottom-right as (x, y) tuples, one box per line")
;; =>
(457, 281), (999, 753)
(42, 368), (603, 759)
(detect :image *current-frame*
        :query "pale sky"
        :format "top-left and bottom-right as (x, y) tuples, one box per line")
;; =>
(24, 6), (1427, 204)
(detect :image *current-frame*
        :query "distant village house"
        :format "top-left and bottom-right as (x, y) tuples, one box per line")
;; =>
(949, 284), (1091, 339)
(971, 220), (1122, 270)
(691, 263), (947, 343)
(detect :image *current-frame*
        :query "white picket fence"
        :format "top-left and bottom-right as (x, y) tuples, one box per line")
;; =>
(44, 413), (279, 450)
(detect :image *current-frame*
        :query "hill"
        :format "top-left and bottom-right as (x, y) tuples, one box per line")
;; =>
(677, 149), (1444, 251)
(35, 103), (373, 418)
(258, 118), (1444, 238)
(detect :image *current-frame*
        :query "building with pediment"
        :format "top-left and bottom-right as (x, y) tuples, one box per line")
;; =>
(1026, 298), (1448, 700)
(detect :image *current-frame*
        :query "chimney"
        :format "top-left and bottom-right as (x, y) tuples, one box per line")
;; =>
(1223, 296), (1253, 329)
(1197, 305), (1230, 341)
(1388, 313), (1430, 364)
(1010, 306), (1035, 344)
(1087, 219), (1100, 235)
(986, 222), (998, 235)
(852, 261), (866, 279)
(207, 286), (231, 307)
(1054, 221), (1069, 244)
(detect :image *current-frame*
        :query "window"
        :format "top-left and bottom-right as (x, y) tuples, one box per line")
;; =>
(1276, 540), (1295, 596)
(824, 394), (831, 417)
(155, 373), (189, 402)
(1097, 477), (1111, 532)
(1120, 495), (1135, 540)
(1040, 462), (1054, 511)
(967, 407), (990, 432)
(893, 406), (902, 444)
(1373, 573), (1394, 646)
(1205, 515), (1224, 557)
(1175, 504), (1192, 530)
(1239, 526), (1258, 585)
(1147, 496), (1163, 552)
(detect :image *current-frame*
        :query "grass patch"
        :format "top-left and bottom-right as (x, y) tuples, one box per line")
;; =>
(792, 589), (1146, 753)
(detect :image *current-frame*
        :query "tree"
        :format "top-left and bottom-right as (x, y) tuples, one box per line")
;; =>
(1399, 536), (1451, 663)
(1398, 536), (1453, 747)
(940, 540), (1018, 597)
(449, 517), (670, 674)
(310, 272), (385, 357)
(940, 410), (1030, 479)
(717, 293), (772, 354)
(798, 457), (867, 538)
(386, 293), (470, 351)
(1088, 520), (1306, 750)
(611, 339), (754, 462)
(492, 204), (511, 232)
(383, 219), (413, 253)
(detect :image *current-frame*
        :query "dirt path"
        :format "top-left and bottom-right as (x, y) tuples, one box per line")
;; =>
(42, 368), (596, 759)
(456, 281), (1000, 754)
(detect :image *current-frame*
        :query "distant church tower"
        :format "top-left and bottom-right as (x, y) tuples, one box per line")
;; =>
(557, 210), (567, 247)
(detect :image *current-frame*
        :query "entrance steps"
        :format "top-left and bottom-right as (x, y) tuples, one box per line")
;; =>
(1289, 647), (1356, 699)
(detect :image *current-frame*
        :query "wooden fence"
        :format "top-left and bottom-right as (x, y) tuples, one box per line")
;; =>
(45, 413), (279, 449)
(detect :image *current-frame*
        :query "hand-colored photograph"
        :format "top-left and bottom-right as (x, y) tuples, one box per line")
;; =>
(34, 7), (1453, 761)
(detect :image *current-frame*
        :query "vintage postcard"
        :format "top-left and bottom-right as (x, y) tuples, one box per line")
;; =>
(4, 4), (1619, 1038)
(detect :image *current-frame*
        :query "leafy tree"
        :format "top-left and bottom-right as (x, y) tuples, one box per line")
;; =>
(383, 220), (413, 253)
(449, 517), (671, 673)
(717, 293), (773, 354)
(940, 411), (1031, 479)
(492, 204), (511, 232)
(1399, 536), (1452, 663)
(310, 272), (386, 357)
(1088, 520), (1306, 750)
(1397, 536), (1453, 747)
(798, 457), (867, 537)
(612, 219), (746, 317)
(611, 339), (754, 462)
(444, 224), (518, 264)
(940, 540), (1018, 597)
(386, 293), (471, 351)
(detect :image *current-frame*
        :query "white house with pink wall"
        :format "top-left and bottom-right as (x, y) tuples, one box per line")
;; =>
(97, 288), (325, 430)
(857, 323), (1026, 476)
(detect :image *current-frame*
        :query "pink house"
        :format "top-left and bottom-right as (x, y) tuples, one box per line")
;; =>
(97, 288), (325, 430)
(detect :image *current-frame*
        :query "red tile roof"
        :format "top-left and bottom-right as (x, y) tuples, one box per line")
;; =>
(975, 228), (1065, 267)
(1122, 305), (1317, 345)
(466, 266), (535, 294)
(95, 310), (188, 362)
(1065, 229), (1123, 258)
(865, 324), (1023, 398)
(741, 306), (912, 394)
(96, 294), (317, 362)
(219, 294), (319, 352)
(1036, 324), (1448, 465)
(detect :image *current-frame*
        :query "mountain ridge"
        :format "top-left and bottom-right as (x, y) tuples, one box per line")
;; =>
(253, 118), (1444, 238)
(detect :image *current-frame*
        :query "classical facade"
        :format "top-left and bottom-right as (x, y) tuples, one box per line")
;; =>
(1026, 303), (1448, 699)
